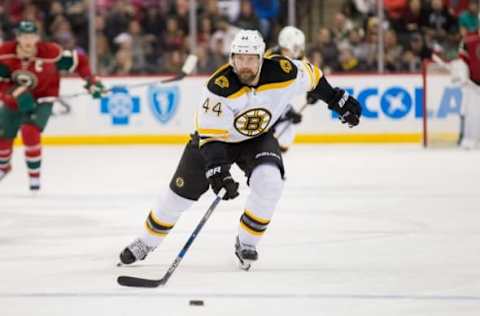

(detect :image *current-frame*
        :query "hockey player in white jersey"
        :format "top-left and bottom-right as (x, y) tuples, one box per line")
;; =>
(266, 26), (307, 152)
(119, 30), (361, 270)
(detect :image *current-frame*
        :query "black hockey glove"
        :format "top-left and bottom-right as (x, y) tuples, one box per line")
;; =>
(327, 88), (361, 127)
(284, 107), (302, 124)
(306, 90), (320, 105)
(205, 164), (239, 200)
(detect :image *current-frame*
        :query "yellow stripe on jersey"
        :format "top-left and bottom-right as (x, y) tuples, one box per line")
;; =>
(228, 86), (251, 99)
(244, 210), (270, 225)
(197, 128), (229, 136)
(301, 61), (322, 90)
(313, 64), (322, 84)
(256, 79), (294, 93)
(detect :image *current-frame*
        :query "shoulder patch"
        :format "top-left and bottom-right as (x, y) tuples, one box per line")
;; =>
(207, 65), (244, 98)
(279, 59), (293, 74)
(214, 75), (229, 89)
(257, 56), (297, 87)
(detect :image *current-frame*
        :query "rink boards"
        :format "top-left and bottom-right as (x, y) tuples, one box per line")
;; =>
(29, 73), (462, 145)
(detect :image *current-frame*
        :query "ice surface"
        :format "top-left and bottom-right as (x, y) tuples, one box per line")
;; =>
(1, 144), (479, 315)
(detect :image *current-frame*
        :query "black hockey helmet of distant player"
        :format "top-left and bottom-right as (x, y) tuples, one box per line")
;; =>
(229, 30), (266, 78)
(16, 20), (39, 35)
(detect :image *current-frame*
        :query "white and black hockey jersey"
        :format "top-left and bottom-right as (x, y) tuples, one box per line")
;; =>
(195, 55), (322, 146)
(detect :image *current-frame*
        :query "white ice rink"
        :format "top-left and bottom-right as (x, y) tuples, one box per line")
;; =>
(1, 144), (479, 315)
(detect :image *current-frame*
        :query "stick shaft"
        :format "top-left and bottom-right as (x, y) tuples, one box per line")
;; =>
(275, 103), (309, 139)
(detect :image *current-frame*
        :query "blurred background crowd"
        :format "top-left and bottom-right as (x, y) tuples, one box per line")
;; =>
(0, 0), (478, 75)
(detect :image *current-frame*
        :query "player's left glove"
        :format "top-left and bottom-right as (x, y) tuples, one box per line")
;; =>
(327, 88), (361, 127)
(205, 164), (239, 200)
(84, 78), (106, 99)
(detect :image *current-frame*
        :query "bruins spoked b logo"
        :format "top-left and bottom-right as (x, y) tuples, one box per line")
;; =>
(234, 108), (272, 137)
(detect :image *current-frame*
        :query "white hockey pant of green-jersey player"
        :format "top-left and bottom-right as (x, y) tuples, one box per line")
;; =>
(123, 164), (283, 265)
(460, 83), (480, 149)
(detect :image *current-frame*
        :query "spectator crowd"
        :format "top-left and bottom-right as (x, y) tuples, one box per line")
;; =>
(0, 0), (478, 75)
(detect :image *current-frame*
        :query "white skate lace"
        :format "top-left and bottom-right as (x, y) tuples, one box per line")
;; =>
(128, 239), (153, 260)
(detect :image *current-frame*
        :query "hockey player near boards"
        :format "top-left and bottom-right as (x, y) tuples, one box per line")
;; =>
(119, 30), (361, 270)
(265, 26), (307, 152)
(0, 21), (104, 190)
(458, 30), (480, 149)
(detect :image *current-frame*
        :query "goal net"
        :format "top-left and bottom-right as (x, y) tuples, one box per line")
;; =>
(422, 60), (464, 147)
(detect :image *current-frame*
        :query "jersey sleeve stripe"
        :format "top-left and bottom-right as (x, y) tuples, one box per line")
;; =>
(228, 86), (251, 99)
(256, 79), (294, 92)
(196, 128), (230, 137)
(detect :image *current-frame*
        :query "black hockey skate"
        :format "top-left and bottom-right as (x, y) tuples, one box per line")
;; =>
(119, 238), (155, 265)
(235, 236), (258, 271)
(29, 177), (40, 191)
(0, 167), (11, 182)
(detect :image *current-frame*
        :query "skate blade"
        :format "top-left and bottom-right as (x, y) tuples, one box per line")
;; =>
(235, 252), (252, 271)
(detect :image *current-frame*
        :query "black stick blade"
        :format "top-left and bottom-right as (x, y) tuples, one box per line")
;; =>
(117, 276), (165, 288)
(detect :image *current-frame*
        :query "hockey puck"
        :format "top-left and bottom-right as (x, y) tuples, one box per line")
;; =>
(189, 300), (204, 306)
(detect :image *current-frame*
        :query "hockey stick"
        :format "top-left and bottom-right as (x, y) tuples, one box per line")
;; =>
(429, 54), (470, 146)
(117, 188), (226, 288)
(275, 103), (310, 139)
(52, 97), (72, 116)
(59, 54), (198, 100)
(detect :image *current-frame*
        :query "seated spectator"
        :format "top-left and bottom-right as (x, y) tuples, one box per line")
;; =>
(161, 50), (186, 74)
(208, 35), (229, 69)
(0, 4), (14, 41)
(346, 27), (369, 64)
(163, 15), (186, 52)
(332, 12), (354, 46)
(195, 43), (219, 74)
(127, 19), (149, 74)
(384, 29), (404, 72)
(423, 0), (458, 44)
(312, 27), (340, 71)
(96, 34), (114, 76)
(338, 46), (369, 72)
(197, 16), (214, 46)
(459, 0), (479, 36)
(396, 0), (426, 38)
(384, 0), (408, 22)
(112, 33), (134, 75)
(210, 17), (239, 56)
(234, 0), (260, 31)
(250, 0), (280, 43)
(400, 32), (431, 72)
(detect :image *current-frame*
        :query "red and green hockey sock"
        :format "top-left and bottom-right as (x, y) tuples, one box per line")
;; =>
(0, 138), (13, 176)
(21, 124), (42, 181)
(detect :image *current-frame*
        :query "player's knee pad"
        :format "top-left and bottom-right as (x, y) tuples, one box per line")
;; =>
(248, 163), (284, 211)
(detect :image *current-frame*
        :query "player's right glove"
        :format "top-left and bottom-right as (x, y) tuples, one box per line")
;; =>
(327, 88), (361, 127)
(205, 164), (239, 200)
(84, 78), (106, 99)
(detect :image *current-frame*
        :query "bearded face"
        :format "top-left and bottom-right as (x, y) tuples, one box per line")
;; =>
(232, 54), (260, 85)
